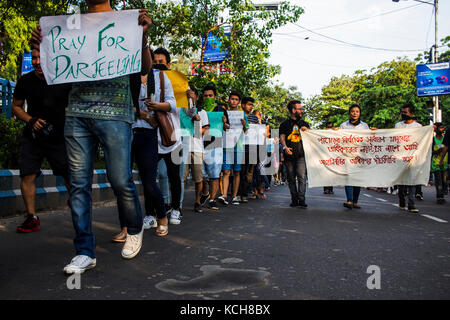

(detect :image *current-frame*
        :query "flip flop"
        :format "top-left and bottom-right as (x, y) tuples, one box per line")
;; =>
(156, 225), (168, 237)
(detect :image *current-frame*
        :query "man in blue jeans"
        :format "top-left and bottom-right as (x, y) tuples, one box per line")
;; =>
(279, 100), (310, 208)
(31, 0), (152, 274)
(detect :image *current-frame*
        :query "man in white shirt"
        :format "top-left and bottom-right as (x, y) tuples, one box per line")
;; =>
(185, 88), (210, 213)
(394, 103), (422, 213)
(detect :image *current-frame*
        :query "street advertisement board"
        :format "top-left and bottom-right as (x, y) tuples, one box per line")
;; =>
(201, 25), (231, 62)
(416, 62), (450, 97)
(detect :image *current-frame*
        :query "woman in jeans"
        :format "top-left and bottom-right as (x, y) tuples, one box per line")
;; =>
(339, 104), (371, 209)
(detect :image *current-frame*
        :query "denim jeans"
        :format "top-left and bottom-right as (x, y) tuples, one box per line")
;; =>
(157, 160), (170, 205)
(398, 185), (415, 207)
(158, 151), (182, 210)
(157, 155), (185, 209)
(345, 186), (361, 203)
(131, 128), (166, 220)
(65, 117), (143, 258)
(285, 157), (307, 203)
(433, 170), (448, 199)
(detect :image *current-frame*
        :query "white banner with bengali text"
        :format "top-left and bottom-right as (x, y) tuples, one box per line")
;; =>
(301, 126), (433, 188)
(40, 10), (142, 85)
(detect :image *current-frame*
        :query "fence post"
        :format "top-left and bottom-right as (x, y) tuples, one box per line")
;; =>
(6, 81), (15, 119)
(1, 78), (7, 117)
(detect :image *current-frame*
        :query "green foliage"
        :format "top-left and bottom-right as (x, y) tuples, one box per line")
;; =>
(0, 0), (69, 80)
(0, 115), (24, 169)
(252, 84), (302, 128)
(141, 0), (303, 98)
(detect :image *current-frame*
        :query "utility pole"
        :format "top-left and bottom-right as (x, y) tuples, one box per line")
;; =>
(433, 0), (440, 122)
(393, 0), (440, 121)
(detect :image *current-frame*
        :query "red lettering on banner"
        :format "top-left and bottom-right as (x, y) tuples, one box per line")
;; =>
(317, 137), (341, 144)
(319, 158), (346, 166)
(374, 155), (397, 164)
(349, 156), (372, 165)
(360, 145), (383, 154)
(390, 135), (411, 143)
(327, 145), (358, 153)
(403, 142), (419, 151)
(385, 145), (400, 153)
(342, 135), (364, 144)
(402, 156), (415, 163)
(365, 136), (386, 143)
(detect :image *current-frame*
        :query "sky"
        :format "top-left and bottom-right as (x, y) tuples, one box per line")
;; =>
(268, 0), (450, 99)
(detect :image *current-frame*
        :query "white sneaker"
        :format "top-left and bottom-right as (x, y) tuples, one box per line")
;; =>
(232, 197), (240, 205)
(121, 227), (144, 259)
(169, 209), (182, 225)
(63, 255), (96, 274)
(143, 215), (157, 229)
(218, 195), (228, 205)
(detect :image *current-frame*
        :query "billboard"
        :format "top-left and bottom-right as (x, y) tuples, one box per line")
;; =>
(22, 52), (34, 75)
(202, 25), (231, 62)
(416, 62), (450, 97)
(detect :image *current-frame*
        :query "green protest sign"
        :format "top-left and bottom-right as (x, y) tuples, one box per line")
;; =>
(180, 108), (195, 136)
(207, 112), (224, 137)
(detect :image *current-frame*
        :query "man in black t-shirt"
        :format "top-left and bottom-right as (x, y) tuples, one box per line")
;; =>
(12, 49), (71, 233)
(279, 100), (310, 207)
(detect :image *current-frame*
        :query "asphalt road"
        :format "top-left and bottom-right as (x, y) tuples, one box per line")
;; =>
(1, 183), (449, 300)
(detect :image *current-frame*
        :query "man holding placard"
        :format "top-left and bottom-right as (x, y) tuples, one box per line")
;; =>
(31, 0), (152, 274)
(220, 92), (248, 206)
(201, 85), (229, 210)
(239, 96), (259, 203)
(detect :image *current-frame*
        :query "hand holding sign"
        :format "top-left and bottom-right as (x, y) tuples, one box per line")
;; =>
(138, 9), (152, 35)
(39, 10), (143, 85)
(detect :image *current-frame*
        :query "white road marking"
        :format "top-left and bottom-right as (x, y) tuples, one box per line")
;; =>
(421, 214), (448, 223)
(364, 194), (373, 198)
(376, 198), (388, 202)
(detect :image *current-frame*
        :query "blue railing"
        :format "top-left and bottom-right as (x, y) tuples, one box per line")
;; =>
(0, 78), (16, 119)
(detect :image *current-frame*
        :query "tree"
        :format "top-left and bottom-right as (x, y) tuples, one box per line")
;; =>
(0, 0), (70, 80)
(304, 56), (444, 129)
(252, 83), (302, 128)
(139, 0), (303, 98)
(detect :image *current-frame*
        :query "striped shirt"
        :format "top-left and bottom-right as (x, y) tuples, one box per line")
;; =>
(247, 113), (259, 124)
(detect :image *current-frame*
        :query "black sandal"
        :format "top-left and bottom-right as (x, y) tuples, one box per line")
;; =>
(343, 202), (353, 209)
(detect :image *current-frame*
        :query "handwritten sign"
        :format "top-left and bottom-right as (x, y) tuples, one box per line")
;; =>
(223, 110), (243, 148)
(301, 126), (433, 188)
(40, 10), (142, 85)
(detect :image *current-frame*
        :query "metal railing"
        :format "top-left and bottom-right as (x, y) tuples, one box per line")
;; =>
(0, 78), (16, 119)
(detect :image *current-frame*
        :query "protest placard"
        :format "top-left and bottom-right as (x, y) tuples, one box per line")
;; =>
(207, 112), (224, 137)
(180, 108), (195, 136)
(223, 110), (244, 148)
(40, 10), (142, 85)
(301, 126), (433, 188)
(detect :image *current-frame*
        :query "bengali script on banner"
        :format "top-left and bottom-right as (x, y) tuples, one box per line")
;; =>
(301, 126), (433, 188)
